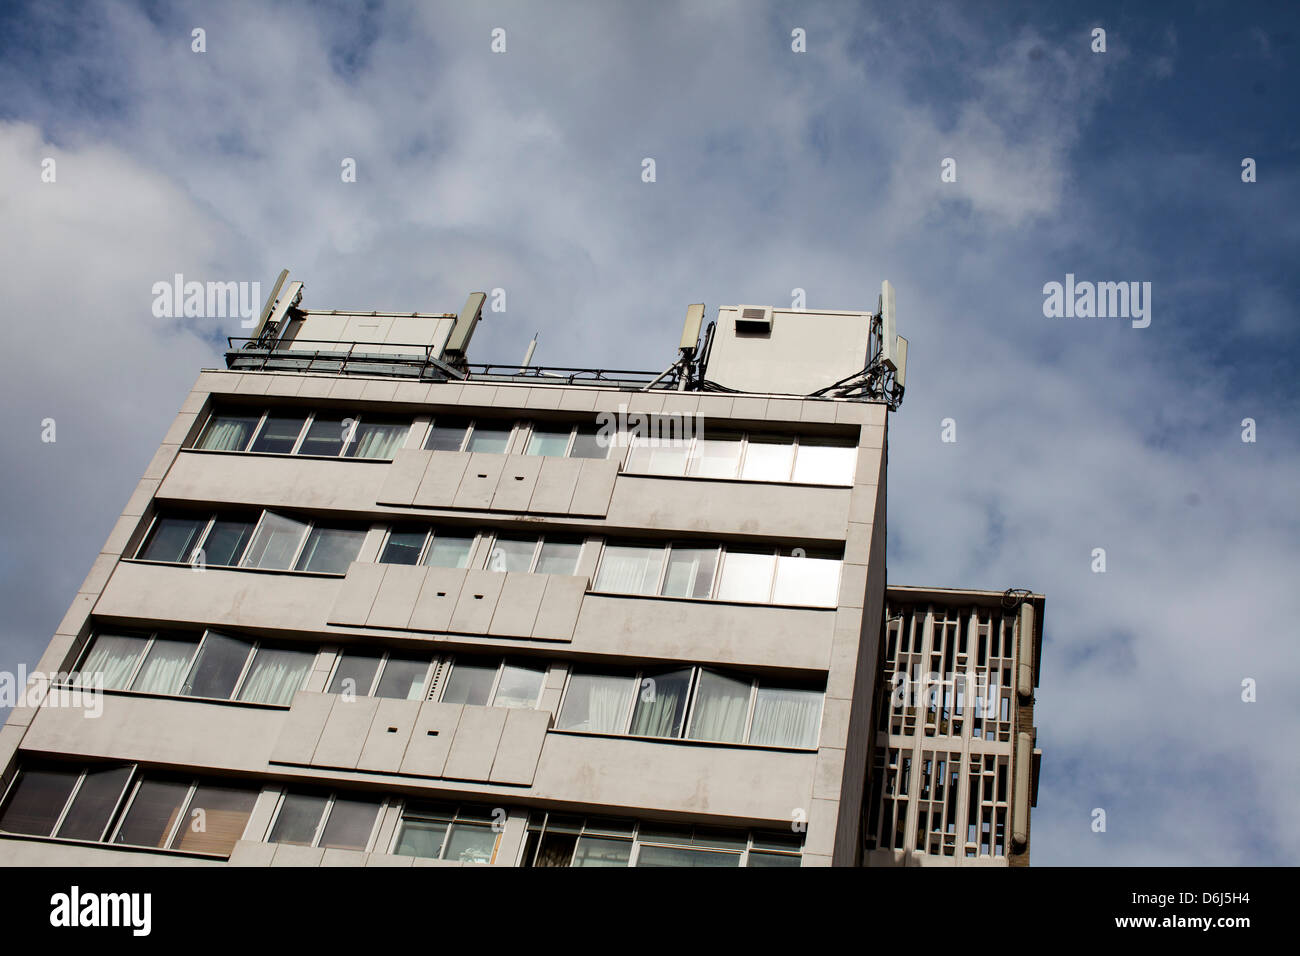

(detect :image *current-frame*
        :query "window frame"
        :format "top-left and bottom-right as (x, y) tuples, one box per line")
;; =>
(518, 813), (802, 868)
(194, 406), (409, 460)
(437, 655), (547, 709)
(325, 649), (435, 701)
(377, 525), (480, 569)
(624, 429), (857, 485)
(266, 789), (384, 852)
(134, 510), (364, 576)
(481, 532), (583, 575)
(554, 665), (823, 750)
(592, 540), (839, 607)
(389, 801), (504, 863)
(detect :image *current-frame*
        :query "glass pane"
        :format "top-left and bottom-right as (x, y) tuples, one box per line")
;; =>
(269, 792), (328, 846)
(195, 412), (260, 452)
(525, 426), (571, 457)
(170, 784), (257, 855)
(199, 518), (257, 567)
(629, 668), (692, 738)
(485, 536), (536, 573)
(393, 818), (449, 858)
(749, 684), (823, 748)
(716, 548), (776, 603)
(74, 633), (148, 690)
(249, 413), (308, 454)
(626, 436), (688, 475)
(139, 516), (206, 563)
(328, 652), (383, 698)
(181, 632), (253, 700)
(56, 765), (133, 842)
(0, 767), (79, 836)
(237, 645), (314, 706)
(535, 539), (581, 575)
(241, 513), (309, 570)
(130, 636), (198, 695)
(492, 661), (545, 708)
(661, 546), (718, 599)
(571, 837), (631, 866)
(294, 526), (365, 574)
(594, 545), (662, 595)
(424, 532), (474, 569)
(466, 423), (512, 454)
(792, 439), (857, 484)
(686, 432), (743, 478)
(373, 656), (429, 700)
(772, 552), (841, 607)
(114, 779), (190, 848)
(440, 660), (497, 706)
(425, 416), (471, 451)
(380, 529), (427, 565)
(636, 845), (740, 867)
(297, 415), (348, 457)
(687, 670), (752, 743)
(444, 822), (497, 864)
(569, 424), (610, 460)
(318, 795), (380, 850)
(556, 672), (635, 733)
(347, 419), (408, 459)
(740, 436), (795, 481)
(747, 851), (801, 867)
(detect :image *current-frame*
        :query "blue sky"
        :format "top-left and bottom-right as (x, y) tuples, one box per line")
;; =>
(0, 0), (1296, 865)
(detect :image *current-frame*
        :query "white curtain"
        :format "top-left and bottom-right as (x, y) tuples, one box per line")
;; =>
(629, 670), (690, 737)
(687, 671), (751, 742)
(237, 648), (312, 706)
(196, 419), (253, 451)
(594, 546), (661, 594)
(560, 674), (634, 733)
(75, 635), (146, 690)
(748, 686), (822, 748)
(131, 638), (197, 695)
(350, 423), (406, 459)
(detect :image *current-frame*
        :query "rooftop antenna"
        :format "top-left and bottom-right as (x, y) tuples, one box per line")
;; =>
(642, 303), (706, 391)
(520, 332), (539, 371)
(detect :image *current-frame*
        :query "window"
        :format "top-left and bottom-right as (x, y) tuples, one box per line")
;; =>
(520, 814), (801, 868)
(439, 657), (545, 709)
(483, 534), (582, 575)
(625, 430), (856, 485)
(557, 666), (823, 749)
(377, 527), (477, 569)
(392, 802), (502, 863)
(327, 650), (432, 701)
(137, 514), (258, 568)
(424, 417), (611, 459)
(523, 421), (611, 459)
(594, 540), (837, 607)
(268, 791), (381, 851)
(72, 629), (312, 707)
(0, 763), (257, 857)
(72, 631), (199, 695)
(194, 406), (410, 460)
(137, 511), (363, 575)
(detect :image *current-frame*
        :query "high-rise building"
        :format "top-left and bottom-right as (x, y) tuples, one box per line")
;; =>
(0, 276), (1040, 867)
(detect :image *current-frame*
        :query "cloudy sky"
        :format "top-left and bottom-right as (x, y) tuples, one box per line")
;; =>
(1, 1), (1296, 865)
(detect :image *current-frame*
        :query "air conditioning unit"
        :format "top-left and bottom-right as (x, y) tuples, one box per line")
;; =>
(735, 305), (773, 334)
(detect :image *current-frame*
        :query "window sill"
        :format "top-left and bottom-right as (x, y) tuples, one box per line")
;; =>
(620, 470), (854, 489)
(547, 728), (819, 754)
(585, 589), (838, 612)
(49, 684), (293, 710)
(122, 558), (348, 578)
(182, 447), (395, 463)
(0, 831), (232, 860)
